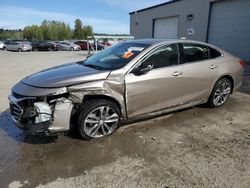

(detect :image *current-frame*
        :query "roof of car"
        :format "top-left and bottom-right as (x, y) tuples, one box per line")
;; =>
(124, 38), (209, 46)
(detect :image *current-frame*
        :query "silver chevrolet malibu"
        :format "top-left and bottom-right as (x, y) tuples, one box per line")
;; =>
(9, 39), (244, 139)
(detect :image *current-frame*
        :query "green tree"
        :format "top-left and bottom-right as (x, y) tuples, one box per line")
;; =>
(83, 25), (93, 39)
(73, 19), (84, 39)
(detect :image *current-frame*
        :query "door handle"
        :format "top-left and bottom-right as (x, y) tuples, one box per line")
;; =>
(209, 65), (217, 69)
(172, 71), (183, 76)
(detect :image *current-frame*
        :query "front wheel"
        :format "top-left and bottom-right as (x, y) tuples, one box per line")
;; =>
(207, 78), (232, 108)
(78, 99), (121, 140)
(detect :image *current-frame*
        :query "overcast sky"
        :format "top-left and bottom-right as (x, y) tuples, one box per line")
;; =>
(0, 0), (168, 34)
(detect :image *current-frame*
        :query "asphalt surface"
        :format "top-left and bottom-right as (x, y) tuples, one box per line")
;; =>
(0, 51), (250, 188)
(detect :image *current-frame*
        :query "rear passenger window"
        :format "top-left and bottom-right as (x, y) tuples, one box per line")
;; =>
(182, 43), (209, 63)
(209, 47), (222, 59)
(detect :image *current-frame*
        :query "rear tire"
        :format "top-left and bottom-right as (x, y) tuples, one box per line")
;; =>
(18, 48), (22, 52)
(77, 99), (121, 140)
(3, 47), (7, 51)
(70, 47), (74, 51)
(207, 78), (232, 108)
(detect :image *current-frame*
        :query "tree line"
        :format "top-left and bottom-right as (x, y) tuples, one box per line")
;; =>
(0, 18), (93, 41)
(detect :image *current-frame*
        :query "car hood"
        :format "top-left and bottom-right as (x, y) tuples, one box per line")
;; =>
(22, 62), (111, 88)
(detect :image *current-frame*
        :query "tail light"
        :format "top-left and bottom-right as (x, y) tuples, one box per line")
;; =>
(239, 60), (245, 68)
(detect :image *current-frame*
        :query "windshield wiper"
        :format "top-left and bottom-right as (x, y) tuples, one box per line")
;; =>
(84, 64), (103, 70)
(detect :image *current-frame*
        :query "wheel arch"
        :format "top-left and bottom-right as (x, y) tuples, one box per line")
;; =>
(216, 75), (234, 94)
(83, 95), (121, 110)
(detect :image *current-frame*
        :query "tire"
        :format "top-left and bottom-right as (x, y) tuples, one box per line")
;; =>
(48, 47), (52, 51)
(207, 78), (232, 108)
(3, 47), (7, 51)
(33, 47), (38, 52)
(18, 48), (22, 52)
(70, 47), (74, 51)
(78, 99), (121, 140)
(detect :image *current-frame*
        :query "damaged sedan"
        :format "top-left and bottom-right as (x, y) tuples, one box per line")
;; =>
(9, 39), (244, 139)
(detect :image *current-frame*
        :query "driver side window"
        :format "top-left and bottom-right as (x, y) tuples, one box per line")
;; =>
(140, 44), (179, 69)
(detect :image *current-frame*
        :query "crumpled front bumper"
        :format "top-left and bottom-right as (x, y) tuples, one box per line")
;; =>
(9, 89), (73, 134)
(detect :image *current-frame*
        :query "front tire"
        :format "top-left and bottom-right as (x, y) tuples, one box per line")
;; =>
(207, 78), (232, 108)
(78, 99), (121, 140)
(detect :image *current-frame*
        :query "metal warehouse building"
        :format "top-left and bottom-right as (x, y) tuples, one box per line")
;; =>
(129, 0), (250, 61)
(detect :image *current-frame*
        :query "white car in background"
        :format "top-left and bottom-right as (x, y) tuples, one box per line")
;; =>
(58, 41), (81, 51)
(0, 41), (4, 49)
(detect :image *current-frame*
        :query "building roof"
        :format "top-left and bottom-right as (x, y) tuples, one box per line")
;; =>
(129, 0), (181, 15)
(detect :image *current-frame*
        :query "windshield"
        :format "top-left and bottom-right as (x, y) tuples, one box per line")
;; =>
(83, 42), (149, 70)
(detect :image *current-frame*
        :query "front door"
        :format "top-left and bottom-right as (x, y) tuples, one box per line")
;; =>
(125, 43), (185, 118)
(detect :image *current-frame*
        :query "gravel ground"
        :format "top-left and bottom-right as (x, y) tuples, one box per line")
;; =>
(0, 51), (250, 188)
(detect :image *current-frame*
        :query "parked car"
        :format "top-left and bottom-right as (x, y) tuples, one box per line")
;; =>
(2, 40), (10, 51)
(29, 41), (41, 51)
(74, 40), (90, 50)
(6, 41), (32, 52)
(9, 39), (244, 139)
(91, 42), (105, 50)
(35, 41), (59, 51)
(58, 41), (81, 51)
(0, 41), (4, 49)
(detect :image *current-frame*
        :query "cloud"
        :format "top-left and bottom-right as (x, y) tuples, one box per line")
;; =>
(102, 0), (169, 11)
(0, 6), (129, 34)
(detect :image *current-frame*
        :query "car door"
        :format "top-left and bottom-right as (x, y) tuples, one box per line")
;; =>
(125, 43), (185, 118)
(8, 41), (15, 50)
(39, 42), (46, 50)
(179, 43), (221, 105)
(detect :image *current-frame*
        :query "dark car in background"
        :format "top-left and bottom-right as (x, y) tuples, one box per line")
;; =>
(35, 41), (59, 51)
(29, 41), (41, 51)
(91, 42), (105, 50)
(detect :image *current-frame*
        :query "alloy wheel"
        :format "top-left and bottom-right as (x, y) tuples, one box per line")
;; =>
(83, 106), (119, 138)
(213, 81), (231, 106)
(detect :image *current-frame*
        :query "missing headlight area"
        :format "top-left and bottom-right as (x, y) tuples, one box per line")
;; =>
(9, 92), (73, 134)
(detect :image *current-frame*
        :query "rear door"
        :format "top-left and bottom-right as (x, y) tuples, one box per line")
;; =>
(179, 43), (221, 105)
(125, 43), (185, 118)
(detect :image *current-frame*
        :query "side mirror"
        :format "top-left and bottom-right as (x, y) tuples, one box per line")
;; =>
(133, 64), (154, 75)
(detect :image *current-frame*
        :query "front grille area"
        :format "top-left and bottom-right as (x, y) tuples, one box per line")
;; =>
(10, 102), (23, 123)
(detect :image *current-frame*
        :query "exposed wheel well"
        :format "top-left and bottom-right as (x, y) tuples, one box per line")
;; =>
(70, 95), (122, 131)
(82, 95), (121, 113)
(218, 75), (234, 93)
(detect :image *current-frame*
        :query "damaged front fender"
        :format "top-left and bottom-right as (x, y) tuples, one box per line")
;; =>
(67, 78), (126, 118)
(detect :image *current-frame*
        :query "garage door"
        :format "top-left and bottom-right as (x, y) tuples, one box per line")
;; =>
(208, 0), (250, 61)
(153, 17), (178, 39)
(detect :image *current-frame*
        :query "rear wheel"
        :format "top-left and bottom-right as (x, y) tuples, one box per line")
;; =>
(3, 47), (7, 51)
(70, 47), (74, 51)
(207, 78), (232, 108)
(78, 99), (121, 140)
(48, 47), (53, 51)
(18, 48), (22, 52)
